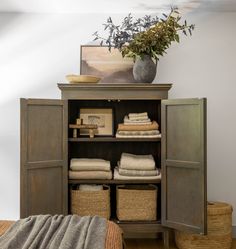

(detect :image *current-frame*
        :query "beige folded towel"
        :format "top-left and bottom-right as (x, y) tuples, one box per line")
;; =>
(117, 130), (160, 136)
(69, 170), (112, 180)
(120, 153), (156, 170)
(116, 133), (161, 138)
(70, 158), (110, 171)
(118, 167), (159, 176)
(114, 168), (161, 180)
(118, 121), (159, 131)
(79, 184), (103, 191)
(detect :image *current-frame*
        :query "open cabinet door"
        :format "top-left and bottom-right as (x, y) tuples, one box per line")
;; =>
(20, 99), (68, 218)
(161, 98), (207, 234)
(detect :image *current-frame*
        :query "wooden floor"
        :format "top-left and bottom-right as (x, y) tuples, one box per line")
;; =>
(125, 239), (236, 249)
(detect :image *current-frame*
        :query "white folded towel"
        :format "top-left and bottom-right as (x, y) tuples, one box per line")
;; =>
(114, 167), (161, 180)
(128, 112), (148, 120)
(119, 153), (156, 170)
(79, 184), (103, 191)
(70, 158), (111, 171)
(124, 116), (151, 124)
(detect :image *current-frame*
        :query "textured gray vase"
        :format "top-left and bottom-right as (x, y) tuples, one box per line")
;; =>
(133, 55), (157, 83)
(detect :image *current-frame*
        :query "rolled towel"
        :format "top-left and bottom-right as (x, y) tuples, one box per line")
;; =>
(69, 170), (112, 180)
(114, 167), (161, 180)
(70, 158), (110, 171)
(119, 153), (155, 170)
(118, 121), (159, 131)
(79, 184), (103, 191)
(118, 167), (159, 176)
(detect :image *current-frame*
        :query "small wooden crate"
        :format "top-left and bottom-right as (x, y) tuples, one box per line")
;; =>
(116, 184), (157, 221)
(70, 185), (110, 219)
(175, 202), (233, 249)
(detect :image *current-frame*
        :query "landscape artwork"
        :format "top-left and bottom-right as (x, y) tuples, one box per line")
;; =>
(80, 45), (135, 83)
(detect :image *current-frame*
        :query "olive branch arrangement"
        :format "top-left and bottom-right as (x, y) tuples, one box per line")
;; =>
(93, 7), (195, 61)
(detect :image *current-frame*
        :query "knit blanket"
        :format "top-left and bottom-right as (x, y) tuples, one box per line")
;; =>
(0, 215), (107, 249)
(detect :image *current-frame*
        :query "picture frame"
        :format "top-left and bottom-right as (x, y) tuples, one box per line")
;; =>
(80, 45), (135, 83)
(79, 107), (114, 136)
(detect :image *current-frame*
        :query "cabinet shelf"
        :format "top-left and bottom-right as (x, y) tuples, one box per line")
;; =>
(68, 137), (161, 142)
(68, 179), (161, 184)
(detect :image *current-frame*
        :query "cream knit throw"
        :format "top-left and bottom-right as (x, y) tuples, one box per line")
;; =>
(70, 158), (110, 171)
(119, 153), (156, 170)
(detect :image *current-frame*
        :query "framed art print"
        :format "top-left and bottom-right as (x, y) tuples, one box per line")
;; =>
(79, 108), (114, 136)
(80, 45), (135, 83)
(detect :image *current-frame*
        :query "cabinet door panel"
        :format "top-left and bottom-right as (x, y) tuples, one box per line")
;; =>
(21, 99), (68, 218)
(161, 98), (207, 234)
(27, 166), (63, 215)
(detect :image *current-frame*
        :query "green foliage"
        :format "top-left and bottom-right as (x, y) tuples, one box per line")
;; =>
(93, 7), (195, 60)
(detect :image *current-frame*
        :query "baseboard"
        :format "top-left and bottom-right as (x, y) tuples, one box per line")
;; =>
(233, 226), (236, 238)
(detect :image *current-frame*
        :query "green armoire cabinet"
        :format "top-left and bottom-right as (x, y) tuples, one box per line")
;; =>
(20, 84), (207, 247)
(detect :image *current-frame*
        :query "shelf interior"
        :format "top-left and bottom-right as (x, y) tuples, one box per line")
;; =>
(68, 99), (162, 225)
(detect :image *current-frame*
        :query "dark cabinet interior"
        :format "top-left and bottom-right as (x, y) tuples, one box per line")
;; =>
(68, 99), (163, 224)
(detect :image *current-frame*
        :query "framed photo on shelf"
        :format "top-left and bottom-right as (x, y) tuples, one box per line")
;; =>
(79, 108), (114, 136)
(80, 45), (135, 83)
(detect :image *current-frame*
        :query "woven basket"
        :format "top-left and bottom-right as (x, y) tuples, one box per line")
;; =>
(175, 202), (233, 249)
(70, 185), (110, 219)
(116, 184), (157, 221)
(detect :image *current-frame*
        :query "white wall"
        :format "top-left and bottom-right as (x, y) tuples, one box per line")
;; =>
(0, 11), (236, 226)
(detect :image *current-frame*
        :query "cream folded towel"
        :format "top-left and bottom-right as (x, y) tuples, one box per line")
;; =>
(119, 153), (156, 170)
(79, 184), (103, 191)
(114, 168), (161, 180)
(69, 170), (112, 180)
(118, 167), (159, 176)
(70, 158), (110, 171)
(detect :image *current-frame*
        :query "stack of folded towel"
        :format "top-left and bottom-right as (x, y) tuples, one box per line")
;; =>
(69, 158), (112, 180)
(114, 153), (161, 180)
(116, 112), (161, 138)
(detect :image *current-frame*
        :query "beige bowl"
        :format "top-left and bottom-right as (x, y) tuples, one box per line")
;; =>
(66, 74), (101, 84)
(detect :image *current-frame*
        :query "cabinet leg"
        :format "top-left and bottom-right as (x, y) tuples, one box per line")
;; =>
(163, 230), (170, 248)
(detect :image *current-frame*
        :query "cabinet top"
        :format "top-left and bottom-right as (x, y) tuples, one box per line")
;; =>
(57, 83), (172, 100)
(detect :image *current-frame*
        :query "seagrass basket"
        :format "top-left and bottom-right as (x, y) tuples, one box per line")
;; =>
(70, 185), (110, 219)
(116, 184), (157, 221)
(175, 202), (233, 249)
